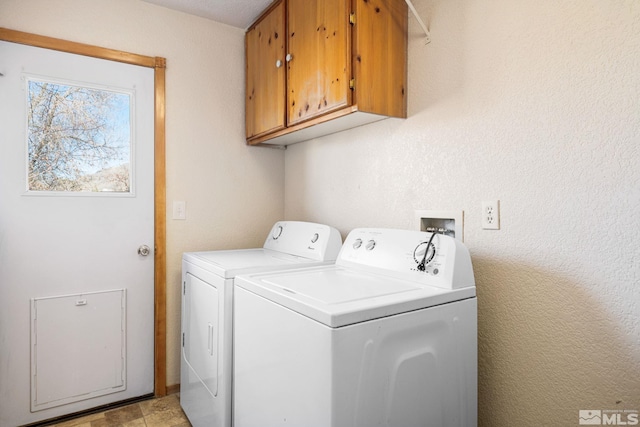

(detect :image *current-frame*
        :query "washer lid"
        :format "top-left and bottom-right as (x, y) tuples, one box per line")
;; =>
(183, 248), (318, 279)
(234, 265), (476, 328)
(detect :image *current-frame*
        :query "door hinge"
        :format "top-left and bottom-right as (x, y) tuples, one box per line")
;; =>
(182, 332), (185, 347)
(349, 13), (356, 25)
(349, 79), (355, 90)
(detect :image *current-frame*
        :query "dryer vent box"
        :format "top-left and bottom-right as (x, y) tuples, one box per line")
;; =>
(415, 210), (464, 242)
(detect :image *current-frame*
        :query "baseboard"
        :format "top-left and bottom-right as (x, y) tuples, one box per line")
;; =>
(166, 384), (180, 395)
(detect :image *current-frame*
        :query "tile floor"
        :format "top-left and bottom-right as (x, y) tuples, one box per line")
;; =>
(45, 394), (191, 427)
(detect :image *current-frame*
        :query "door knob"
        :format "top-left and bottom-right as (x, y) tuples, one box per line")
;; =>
(138, 245), (151, 256)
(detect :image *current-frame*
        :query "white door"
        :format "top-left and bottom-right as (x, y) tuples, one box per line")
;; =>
(0, 41), (155, 426)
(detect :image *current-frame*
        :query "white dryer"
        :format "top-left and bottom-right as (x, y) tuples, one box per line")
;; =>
(180, 221), (342, 427)
(233, 228), (477, 427)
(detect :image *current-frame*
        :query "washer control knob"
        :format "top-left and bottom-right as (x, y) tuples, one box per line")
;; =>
(352, 238), (363, 249)
(272, 225), (283, 239)
(413, 241), (436, 267)
(311, 233), (319, 243)
(365, 240), (376, 251)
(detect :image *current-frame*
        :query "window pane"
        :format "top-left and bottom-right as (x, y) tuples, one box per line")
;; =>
(27, 78), (132, 193)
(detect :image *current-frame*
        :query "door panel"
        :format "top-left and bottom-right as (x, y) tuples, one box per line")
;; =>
(354, 0), (408, 117)
(245, 0), (286, 139)
(0, 40), (154, 426)
(287, 0), (350, 125)
(183, 273), (219, 397)
(31, 290), (126, 411)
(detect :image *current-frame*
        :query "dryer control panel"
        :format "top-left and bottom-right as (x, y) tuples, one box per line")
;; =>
(263, 221), (342, 262)
(337, 228), (475, 289)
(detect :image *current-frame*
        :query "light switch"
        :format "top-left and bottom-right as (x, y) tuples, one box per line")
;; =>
(173, 201), (186, 220)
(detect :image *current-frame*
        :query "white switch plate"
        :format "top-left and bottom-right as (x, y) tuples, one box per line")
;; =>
(481, 200), (500, 230)
(173, 201), (186, 220)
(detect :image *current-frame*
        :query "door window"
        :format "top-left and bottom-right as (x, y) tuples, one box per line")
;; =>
(26, 77), (133, 194)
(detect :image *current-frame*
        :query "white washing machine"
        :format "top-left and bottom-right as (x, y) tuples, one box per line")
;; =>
(180, 221), (342, 427)
(233, 228), (477, 427)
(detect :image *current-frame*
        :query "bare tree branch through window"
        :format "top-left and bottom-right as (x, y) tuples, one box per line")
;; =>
(27, 79), (132, 192)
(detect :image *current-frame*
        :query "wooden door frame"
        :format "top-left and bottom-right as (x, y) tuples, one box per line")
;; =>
(0, 27), (168, 397)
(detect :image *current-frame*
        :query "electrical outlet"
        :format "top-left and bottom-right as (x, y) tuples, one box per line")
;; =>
(482, 200), (500, 230)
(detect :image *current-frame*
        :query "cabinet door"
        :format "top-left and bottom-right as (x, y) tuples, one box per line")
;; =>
(287, 0), (350, 126)
(245, 1), (286, 139)
(354, 0), (408, 118)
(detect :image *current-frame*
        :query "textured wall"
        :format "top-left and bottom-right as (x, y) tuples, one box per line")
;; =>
(0, 0), (285, 387)
(284, 0), (640, 425)
(3, 1), (639, 424)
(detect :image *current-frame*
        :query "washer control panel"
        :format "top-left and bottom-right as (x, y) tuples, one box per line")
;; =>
(337, 228), (475, 289)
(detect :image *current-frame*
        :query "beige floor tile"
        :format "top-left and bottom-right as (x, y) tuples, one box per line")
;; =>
(139, 394), (181, 417)
(138, 394), (190, 427)
(89, 419), (121, 427)
(122, 418), (147, 427)
(52, 412), (105, 427)
(143, 407), (190, 427)
(103, 404), (144, 424)
(46, 395), (191, 427)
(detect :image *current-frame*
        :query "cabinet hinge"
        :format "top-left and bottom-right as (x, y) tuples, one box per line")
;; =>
(349, 13), (356, 25)
(349, 79), (355, 90)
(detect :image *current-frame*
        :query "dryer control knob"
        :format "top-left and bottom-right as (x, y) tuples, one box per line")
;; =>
(352, 238), (363, 249)
(365, 240), (376, 251)
(272, 225), (283, 239)
(311, 233), (319, 243)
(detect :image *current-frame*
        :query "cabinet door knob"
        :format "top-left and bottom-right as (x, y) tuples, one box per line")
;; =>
(276, 59), (282, 68)
(285, 53), (293, 62)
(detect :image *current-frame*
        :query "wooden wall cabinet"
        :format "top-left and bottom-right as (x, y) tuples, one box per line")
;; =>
(245, 0), (407, 146)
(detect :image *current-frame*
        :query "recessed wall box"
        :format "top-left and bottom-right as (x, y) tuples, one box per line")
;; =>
(415, 210), (464, 241)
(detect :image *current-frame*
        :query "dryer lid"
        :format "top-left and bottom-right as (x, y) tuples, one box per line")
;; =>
(183, 248), (317, 279)
(234, 265), (476, 328)
(182, 221), (342, 279)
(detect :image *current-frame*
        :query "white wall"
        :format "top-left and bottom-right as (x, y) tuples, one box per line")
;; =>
(3, 0), (639, 425)
(285, 0), (640, 426)
(0, 0), (284, 388)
